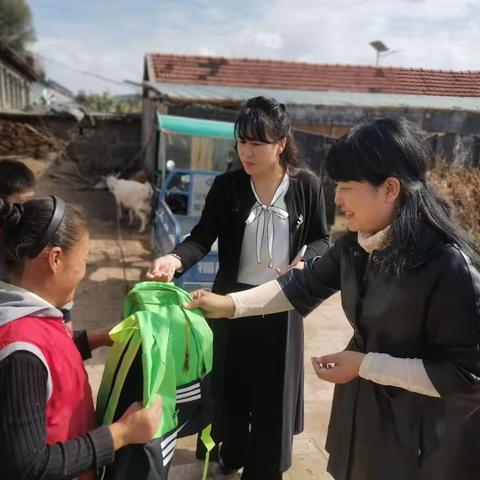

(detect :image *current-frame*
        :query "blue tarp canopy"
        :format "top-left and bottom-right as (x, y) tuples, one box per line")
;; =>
(157, 114), (235, 139)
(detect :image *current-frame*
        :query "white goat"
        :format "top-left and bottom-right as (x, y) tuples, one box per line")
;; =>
(105, 176), (153, 233)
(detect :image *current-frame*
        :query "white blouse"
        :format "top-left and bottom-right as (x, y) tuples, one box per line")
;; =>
(237, 174), (290, 285)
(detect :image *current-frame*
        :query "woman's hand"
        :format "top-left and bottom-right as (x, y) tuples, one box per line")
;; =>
(109, 398), (162, 450)
(184, 290), (236, 319)
(311, 351), (365, 384)
(87, 329), (113, 350)
(146, 255), (182, 282)
(275, 261), (305, 276)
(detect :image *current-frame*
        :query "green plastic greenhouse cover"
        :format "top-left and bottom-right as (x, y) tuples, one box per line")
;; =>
(157, 114), (235, 139)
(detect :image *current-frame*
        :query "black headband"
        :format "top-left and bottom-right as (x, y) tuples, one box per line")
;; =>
(28, 195), (66, 258)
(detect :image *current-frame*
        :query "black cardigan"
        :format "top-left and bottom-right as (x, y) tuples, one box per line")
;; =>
(172, 167), (330, 293)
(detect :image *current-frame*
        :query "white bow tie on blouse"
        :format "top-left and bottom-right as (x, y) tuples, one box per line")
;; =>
(245, 174), (290, 268)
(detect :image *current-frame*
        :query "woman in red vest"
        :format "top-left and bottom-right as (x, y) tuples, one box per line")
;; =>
(0, 195), (162, 480)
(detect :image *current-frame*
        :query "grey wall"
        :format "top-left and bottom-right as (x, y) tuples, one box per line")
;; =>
(286, 105), (480, 136)
(0, 111), (142, 174)
(69, 113), (142, 173)
(142, 99), (480, 168)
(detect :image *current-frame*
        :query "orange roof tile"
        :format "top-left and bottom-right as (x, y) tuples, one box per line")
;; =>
(146, 54), (480, 98)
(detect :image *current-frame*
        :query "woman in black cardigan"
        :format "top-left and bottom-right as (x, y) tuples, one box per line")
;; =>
(148, 96), (329, 479)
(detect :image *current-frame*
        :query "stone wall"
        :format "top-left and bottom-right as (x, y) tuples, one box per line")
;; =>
(68, 113), (142, 173)
(0, 111), (142, 173)
(161, 102), (480, 165)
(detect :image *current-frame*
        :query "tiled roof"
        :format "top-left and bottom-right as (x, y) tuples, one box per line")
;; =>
(146, 54), (480, 98)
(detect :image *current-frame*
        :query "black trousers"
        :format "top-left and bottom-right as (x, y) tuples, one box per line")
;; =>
(219, 312), (288, 480)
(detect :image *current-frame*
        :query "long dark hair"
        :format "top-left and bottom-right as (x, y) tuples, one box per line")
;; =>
(234, 96), (299, 168)
(0, 196), (87, 272)
(326, 117), (480, 276)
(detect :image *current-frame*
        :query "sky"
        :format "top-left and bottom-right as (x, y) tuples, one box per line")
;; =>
(27, 0), (480, 95)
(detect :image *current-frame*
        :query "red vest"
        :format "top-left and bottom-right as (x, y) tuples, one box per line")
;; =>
(0, 316), (97, 479)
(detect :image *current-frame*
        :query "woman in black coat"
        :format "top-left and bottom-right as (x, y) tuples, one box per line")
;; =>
(187, 117), (480, 480)
(148, 96), (329, 479)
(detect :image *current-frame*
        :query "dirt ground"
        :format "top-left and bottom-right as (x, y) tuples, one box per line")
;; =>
(24, 155), (353, 479)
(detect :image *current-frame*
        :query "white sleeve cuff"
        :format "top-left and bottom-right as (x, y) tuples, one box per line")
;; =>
(228, 280), (293, 318)
(359, 352), (440, 398)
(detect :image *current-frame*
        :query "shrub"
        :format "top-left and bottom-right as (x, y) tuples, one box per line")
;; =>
(429, 165), (480, 247)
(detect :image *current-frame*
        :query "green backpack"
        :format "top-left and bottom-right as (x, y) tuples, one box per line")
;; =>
(96, 282), (215, 480)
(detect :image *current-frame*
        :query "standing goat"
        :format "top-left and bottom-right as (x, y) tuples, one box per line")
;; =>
(105, 175), (153, 233)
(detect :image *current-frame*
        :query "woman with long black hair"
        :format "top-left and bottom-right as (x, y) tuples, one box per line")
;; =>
(148, 96), (330, 479)
(187, 117), (480, 480)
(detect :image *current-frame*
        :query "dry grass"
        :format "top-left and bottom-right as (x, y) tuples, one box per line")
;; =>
(330, 164), (480, 246)
(429, 165), (480, 246)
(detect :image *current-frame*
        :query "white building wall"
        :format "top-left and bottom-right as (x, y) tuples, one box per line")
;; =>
(0, 59), (32, 111)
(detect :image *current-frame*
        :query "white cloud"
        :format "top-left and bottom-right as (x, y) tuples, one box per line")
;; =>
(29, 0), (480, 94)
(254, 32), (283, 50)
